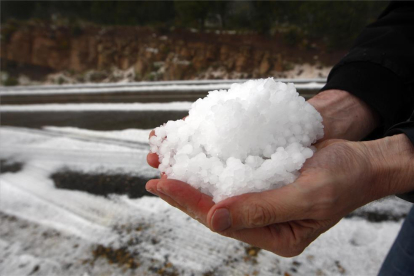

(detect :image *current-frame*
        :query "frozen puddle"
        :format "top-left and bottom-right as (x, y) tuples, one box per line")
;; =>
(0, 126), (411, 275)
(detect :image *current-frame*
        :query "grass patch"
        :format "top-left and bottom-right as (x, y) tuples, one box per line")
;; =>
(92, 245), (140, 269)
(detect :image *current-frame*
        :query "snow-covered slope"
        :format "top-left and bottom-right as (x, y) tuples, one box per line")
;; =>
(0, 127), (411, 276)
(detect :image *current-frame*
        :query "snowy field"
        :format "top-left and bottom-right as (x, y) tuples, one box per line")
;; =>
(0, 80), (412, 275)
(0, 125), (412, 276)
(0, 102), (193, 112)
(0, 79), (325, 95)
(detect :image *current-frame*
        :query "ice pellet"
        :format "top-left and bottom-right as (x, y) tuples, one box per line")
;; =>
(150, 78), (324, 202)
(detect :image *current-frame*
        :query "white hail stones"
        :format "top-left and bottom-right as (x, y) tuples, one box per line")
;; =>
(150, 78), (324, 202)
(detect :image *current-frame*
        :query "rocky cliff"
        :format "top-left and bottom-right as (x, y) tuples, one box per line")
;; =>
(1, 22), (344, 82)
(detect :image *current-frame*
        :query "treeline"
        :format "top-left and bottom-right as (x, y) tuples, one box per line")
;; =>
(1, 1), (388, 48)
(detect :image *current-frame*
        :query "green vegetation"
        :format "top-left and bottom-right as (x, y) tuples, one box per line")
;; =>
(1, 1), (176, 26)
(3, 76), (19, 86)
(1, 0), (389, 49)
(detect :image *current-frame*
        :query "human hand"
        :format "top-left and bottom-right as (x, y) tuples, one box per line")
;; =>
(147, 129), (161, 170)
(308, 89), (380, 141)
(147, 89), (378, 167)
(146, 135), (414, 256)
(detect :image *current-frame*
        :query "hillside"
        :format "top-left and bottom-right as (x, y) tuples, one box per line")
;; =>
(1, 22), (343, 85)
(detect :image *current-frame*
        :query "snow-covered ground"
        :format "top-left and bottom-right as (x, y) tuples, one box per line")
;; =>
(0, 81), (324, 96)
(0, 102), (192, 112)
(43, 126), (152, 144)
(1, 78), (326, 91)
(0, 126), (412, 276)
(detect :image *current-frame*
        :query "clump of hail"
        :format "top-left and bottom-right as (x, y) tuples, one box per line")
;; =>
(150, 78), (323, 202)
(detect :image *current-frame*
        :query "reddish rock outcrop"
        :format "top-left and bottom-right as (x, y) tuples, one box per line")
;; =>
(1, 23), (344, 81)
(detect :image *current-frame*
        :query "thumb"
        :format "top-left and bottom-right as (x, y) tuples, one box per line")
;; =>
(207, 181), (310, 232)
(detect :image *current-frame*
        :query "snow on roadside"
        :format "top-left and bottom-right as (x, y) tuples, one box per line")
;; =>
(1, 78), (326, 91)
(0, 102), (192, 112)
(0, 126), (410, 275)
(44, 126), (152, 144)
(0, 78), (326, 94)
(0, 128), (156, 177)
(350, 196), (412, 221)
(14, 125), (414, 220)
(0, 84), (236, 96)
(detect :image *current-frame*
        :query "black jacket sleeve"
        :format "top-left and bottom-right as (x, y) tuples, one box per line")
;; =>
(320, 1), (414, 202)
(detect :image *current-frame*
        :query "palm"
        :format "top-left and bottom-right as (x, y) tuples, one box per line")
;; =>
(146, 139), (371, 256)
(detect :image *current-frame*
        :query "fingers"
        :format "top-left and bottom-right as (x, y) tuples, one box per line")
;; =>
(146, 180), (308, 257)
(146, 179), (190, 216)
(147, 129), (160, 168)
(146, 178), (336, 257)
(147, 152), (160, 168)
(146, 179), (215, 225)
(218, 217), (333, 257)
(228, 222), (310, 257)
(145, 179), (159, 195)
(207, 182), (310, 232)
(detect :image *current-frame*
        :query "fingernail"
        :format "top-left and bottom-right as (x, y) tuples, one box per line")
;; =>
(146, 187), (156, 195)
(145, 179), (159, 195)
(212, 208), (231, 232)
(156, 187), (168, 197)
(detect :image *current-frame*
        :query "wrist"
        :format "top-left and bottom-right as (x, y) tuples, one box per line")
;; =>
(308, 90), (380, 141)
(363, 134), (414, 199)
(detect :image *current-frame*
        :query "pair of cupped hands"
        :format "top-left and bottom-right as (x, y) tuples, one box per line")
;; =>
(146, 90), (414, 257)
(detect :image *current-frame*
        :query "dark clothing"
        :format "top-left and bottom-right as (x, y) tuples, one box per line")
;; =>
(320, 1), (414, 203)
(378, 206), (414, 275)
